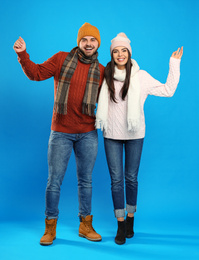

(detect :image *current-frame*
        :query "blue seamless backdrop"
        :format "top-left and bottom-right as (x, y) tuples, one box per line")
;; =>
(0, 0), (199, 259)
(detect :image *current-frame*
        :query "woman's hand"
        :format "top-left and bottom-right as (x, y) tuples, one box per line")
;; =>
(13, 37), (26, 53)
(171, 47), (183, 59)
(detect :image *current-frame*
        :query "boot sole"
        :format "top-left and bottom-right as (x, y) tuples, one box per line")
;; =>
(115, 238), (126, 245)
(79, 233), (102, 242)
(40, 236), (56, 246)
(126, 233), (134, 238)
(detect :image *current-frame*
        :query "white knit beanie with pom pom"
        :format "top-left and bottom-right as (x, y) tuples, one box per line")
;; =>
(110, 32), (132, 55)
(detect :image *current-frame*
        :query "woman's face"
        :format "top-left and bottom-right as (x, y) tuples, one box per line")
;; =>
(112, 46), (129, 70)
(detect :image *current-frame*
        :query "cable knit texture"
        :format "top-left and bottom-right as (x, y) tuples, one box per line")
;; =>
(17, 50), (104, 134)
(96, 57), (180, 140)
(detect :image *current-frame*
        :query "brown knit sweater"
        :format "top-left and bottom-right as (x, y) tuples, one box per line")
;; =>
(17, 50), (105, 133)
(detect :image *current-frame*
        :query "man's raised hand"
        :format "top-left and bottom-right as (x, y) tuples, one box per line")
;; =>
(13, 37), (26, 53)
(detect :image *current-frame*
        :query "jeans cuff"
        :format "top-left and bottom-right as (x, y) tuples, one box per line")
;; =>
(46, 216), (58, 220)
(126, 204), (137, 214)
(114, 209), (125, 218)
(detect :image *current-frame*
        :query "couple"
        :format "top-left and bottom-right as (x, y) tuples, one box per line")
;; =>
(13, 22), (183, 246)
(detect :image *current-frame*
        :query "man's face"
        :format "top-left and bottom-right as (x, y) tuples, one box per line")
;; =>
(79, 36), (99, 57)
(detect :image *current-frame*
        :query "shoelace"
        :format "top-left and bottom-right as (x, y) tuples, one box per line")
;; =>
(83, 220), (96, 232)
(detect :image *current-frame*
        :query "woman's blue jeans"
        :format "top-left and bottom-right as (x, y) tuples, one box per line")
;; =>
(45, 130), (98, 219)
(104, 138), (144, 218)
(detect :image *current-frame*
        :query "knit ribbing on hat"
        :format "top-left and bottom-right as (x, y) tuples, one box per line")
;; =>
(77, 23), (101, 47)
(110, 32), (132, 55)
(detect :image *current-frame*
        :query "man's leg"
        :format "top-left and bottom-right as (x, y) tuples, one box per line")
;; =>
(45, 131), (73, 218)
(40, 131), (73, 245)
(74, 130), (101, 241)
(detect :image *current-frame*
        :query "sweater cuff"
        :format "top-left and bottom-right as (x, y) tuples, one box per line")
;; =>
(170, 56), (181, 64)
(169, 57), (181, 71)
(17, 49), (29, 60)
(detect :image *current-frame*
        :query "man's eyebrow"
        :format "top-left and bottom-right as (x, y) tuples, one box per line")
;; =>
(81, 37), (96, 40)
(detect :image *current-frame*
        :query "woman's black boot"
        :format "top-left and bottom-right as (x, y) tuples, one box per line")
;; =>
(115, 221), (126, 245)
(126, 215), (134, 238)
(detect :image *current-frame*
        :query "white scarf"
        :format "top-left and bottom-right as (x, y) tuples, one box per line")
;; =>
(95, 59), (141, 132)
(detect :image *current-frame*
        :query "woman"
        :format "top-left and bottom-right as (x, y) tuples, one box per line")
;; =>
(96, 33), (183, 245)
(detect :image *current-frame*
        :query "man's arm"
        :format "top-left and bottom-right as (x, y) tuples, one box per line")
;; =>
(13, 37), (59, 81)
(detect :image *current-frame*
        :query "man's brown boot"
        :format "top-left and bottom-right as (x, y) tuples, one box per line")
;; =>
(40, 218), (57, 245)
(79, 215), (102, 241)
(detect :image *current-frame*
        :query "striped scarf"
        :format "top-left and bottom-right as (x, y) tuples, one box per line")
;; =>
(53, 47), (100, 117)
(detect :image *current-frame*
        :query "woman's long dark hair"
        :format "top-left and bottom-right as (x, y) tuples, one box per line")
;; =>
(104, 49), (132, 103)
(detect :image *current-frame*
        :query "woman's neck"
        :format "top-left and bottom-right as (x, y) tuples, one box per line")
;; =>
(116, 65), (125, 70)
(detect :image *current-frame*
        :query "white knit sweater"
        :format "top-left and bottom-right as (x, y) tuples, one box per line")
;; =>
(96, 57), (181, 140)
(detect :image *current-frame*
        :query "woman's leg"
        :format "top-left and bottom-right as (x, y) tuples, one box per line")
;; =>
(104, 138), (125, 219)
(124, 138), (144, 238)
(124, 138), (144, 215)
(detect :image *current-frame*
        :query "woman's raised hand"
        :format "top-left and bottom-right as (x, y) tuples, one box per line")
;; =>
(171, 47), (183, 59)
(13, 37), (26, 53)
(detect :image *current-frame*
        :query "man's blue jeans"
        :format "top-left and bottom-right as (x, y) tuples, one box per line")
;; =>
(104, 138), (144, 218)
(45, 130), (98, 219)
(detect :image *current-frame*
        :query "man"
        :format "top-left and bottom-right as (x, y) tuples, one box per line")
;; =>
(13, 23), (104, 245)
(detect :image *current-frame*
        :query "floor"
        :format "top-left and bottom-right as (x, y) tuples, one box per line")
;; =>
(1, 217), (198, 260)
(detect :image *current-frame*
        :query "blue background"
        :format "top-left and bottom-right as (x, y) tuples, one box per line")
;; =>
(0, 0), (198, 259)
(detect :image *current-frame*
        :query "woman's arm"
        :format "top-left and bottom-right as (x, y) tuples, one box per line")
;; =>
(144, 47), (183, 97)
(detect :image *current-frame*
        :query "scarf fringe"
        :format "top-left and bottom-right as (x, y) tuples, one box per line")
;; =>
(95, 119), (108, 132)
(127, 119), (140, 132)
(82, 104), (96, 117)
(53, 102), (68, 115)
